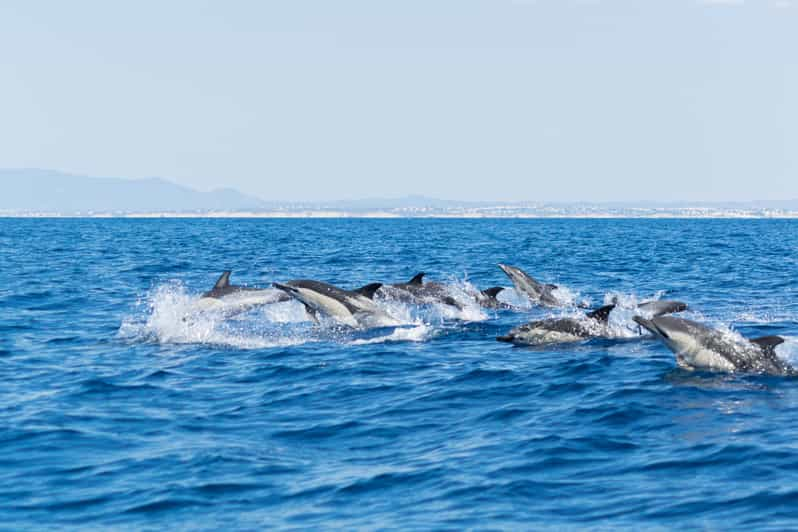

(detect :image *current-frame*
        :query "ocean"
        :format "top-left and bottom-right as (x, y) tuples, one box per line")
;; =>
(1, 218), (797, 529)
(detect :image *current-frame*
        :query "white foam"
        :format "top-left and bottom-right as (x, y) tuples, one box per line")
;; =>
(256, 299), (318, 323)
(497, 286), (533, 309)
(775, 337), (798, 366)
(349, 324), (434, 345)
(374, 295), (420, 324)
(551, 285), (580, 307)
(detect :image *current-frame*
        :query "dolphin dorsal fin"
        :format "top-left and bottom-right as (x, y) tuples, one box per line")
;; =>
(354, 283), (383, 299)
(587, 304), (616, 323)
(750, 335), (785, 354)
(482, 287), (504, 299)
(408, 272), (425, 285)
(545, 284), (558, 290)
(214, 271), (232, 290)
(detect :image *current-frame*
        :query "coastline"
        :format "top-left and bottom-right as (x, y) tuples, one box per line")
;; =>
(2, 210), (798, 219)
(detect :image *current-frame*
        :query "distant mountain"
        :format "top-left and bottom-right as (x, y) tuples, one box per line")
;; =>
(0, 169), (267, 213)
(2, 169), (796, 216)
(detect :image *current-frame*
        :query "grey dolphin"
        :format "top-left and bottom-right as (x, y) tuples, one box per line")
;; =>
(273, 279), (397, 328)
(386, 272), (464, 310)
(201, 271), (286, 301)
(195, 271), (290, 314)
(633, 315), (793, 375)
(497, 304), (618, 345)
(497, 264), (561, 307)
(497, 300), (688, 346)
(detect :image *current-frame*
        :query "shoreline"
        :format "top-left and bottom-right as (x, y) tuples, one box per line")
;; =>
(2, 211), (798, 220)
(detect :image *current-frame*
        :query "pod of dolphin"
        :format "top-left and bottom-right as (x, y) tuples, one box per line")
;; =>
(193, 265), (792, 376)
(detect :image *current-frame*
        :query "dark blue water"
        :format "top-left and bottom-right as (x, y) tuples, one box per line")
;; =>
(2, 218), (798, 529)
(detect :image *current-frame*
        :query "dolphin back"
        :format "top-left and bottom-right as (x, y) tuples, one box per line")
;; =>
(637, 300), (688, 317)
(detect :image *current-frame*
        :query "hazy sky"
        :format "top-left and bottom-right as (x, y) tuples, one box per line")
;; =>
(1, 0), (796, 202)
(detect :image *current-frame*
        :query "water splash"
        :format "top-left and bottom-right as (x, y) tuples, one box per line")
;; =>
(349, 324), (434, 345)
(550, 285), (581, 307)
(119, 279), (484, 348)
(775, 337), (798, 367)
(117, 282), (308, 349)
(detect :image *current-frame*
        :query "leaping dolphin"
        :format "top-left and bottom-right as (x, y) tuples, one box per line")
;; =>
(498, 264), (562, 307)
(633, 315), (793, 375)
(273, 280), (398, 328)
(194, 271), (290, 315)
(497, 300), (687, 346)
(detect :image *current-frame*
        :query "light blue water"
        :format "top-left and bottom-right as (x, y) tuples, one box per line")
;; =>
(1, 218), (798, 529)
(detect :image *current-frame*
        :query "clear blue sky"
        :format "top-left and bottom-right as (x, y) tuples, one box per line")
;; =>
(1, 0), (796, 202)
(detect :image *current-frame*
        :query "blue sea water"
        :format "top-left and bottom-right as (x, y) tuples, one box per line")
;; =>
(1, 218), (798, 529)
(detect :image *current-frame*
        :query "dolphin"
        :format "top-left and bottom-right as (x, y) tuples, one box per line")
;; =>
(633, 315), (793, 375)
(497, 304), (617, 345)
(273, 279), (397, 328)
(497, 264), (562, 307)
(384, 272), (464, 310)
(497, 300), (688, 345)
(194, 271), (290, 315)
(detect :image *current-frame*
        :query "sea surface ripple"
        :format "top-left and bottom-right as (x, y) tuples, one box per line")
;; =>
(1, 218), (798, 529)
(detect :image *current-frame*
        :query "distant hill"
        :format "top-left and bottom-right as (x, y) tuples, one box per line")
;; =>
(0, 169), (267, 214)
(1, 169), (796, 216)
